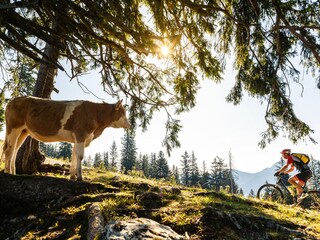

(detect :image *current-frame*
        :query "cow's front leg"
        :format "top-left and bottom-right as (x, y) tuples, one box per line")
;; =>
(70, 145), (77, 180)
(74, 142), (85, 181)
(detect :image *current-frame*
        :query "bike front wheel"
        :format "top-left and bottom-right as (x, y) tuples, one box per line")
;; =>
(257, 184), (284, 203)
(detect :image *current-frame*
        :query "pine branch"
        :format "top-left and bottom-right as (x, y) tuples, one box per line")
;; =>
(273, 0), (320, 64)
(0, 32), (63, 71)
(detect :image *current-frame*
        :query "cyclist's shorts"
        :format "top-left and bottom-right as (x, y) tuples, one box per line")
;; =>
(296, 169), (312, 183)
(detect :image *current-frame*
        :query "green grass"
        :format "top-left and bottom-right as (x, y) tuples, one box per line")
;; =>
(84, 168), (320, 239)
(1, 164), (320, 239)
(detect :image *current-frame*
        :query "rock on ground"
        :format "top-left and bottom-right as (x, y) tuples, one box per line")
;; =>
(103, 217), (186, 240)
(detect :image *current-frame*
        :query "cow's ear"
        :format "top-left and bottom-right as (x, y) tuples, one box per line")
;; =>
(115, 99), (123, 110)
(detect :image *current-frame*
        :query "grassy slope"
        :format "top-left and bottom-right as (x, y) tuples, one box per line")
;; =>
(98, 172), (320, 239)
(0, 163), (319, 239)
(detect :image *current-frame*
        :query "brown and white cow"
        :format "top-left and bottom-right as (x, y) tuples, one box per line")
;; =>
(3, 96), (130, 180)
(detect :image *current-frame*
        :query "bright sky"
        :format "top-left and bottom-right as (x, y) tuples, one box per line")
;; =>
(49, 62), (320, 174)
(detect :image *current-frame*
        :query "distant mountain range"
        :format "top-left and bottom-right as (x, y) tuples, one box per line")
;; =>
(235, 163), (278, 196)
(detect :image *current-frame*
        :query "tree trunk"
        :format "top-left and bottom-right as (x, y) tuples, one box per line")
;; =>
(15, 19), (64, 174)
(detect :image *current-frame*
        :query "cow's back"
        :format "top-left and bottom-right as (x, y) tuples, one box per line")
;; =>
(5, 96), (30, 134)
(6, 96), (69, 137)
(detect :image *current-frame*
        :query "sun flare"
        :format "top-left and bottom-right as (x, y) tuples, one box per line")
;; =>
(160, 45), (170, 56)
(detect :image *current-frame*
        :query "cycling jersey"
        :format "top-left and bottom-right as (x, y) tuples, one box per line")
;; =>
(287, 155), (310, 172)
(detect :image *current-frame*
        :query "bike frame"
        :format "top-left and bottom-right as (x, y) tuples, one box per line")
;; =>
(275, 174), (310, 204)
(275, 174), (294, 197)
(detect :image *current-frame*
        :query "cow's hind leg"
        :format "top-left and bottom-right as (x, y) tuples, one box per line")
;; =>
(4, 131), (18, 174)
(3, 138), (9, 173)
(12, 131), (28, 173)
(4, 128), (27, 174)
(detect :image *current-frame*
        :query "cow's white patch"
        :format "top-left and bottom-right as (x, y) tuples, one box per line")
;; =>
(56, 101), (83, 142)
(60, 101), (83, 126)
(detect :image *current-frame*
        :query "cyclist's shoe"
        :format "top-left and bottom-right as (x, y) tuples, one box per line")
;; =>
(297, 193), (309, 202)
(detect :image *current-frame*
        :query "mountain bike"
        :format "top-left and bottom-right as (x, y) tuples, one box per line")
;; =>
(256, 173), (320, 209)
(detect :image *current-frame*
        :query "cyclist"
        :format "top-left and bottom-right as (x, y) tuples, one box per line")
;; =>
(275, 149), (312, 202)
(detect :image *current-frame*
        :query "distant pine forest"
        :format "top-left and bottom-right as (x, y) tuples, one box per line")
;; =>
(40, 131), (320, 197)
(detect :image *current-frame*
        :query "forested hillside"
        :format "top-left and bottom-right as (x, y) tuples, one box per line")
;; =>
(41, 139), (320, 198)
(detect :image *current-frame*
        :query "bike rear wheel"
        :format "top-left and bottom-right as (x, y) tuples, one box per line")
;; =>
(257, 184), (284, 203)
(301, 190), (320, 210)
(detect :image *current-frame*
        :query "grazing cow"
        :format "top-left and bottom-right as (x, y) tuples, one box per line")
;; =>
(3, 96), (130, 180)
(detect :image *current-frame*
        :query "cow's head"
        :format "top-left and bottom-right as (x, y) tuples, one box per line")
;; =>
(110, 99), (130, 129)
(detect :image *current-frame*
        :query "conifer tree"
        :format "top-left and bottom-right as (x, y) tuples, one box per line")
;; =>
(83, 155), (92, 167)
(248, 189), (255, 198)
(309, 158), (320, 190)
(314, 161), (320, 190)
(190, 151), (200, 186)
(103, 152), (109, 170)
(172, 165), (180, 184)
(135, 154), (143, 171)
(200, 160), (211, 189)
(2, 55), (36, 99)
(180, 151), (191, 186)
(157, 150), (170, 179)
(57, 142), (72, 161)
(239, 188), (244, 196)
(141, 154), (150, 178)
(149, 153), (157, 179)
(109, 141), (118, 171)
(40, 143), (53, 158)
(93, 152), (103, 168)
(120, 130), (137, 173)
(211, 156), (228, 191)
(227, 149), (238, 194)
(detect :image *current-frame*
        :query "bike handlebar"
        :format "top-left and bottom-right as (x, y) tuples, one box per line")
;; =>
(274, 172), (288, 177)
